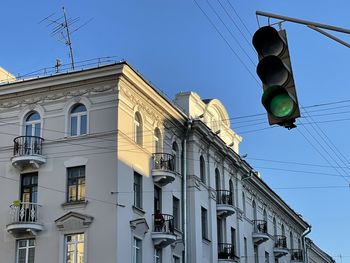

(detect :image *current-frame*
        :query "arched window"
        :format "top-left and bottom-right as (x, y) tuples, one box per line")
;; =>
(70, 104), (87, 136)
(172, 142), (180, 173)
(252, 200), (257, 221)
(134, 112), (143, 146)
(229, 179), (234, 205)
(242, 192), (246, 215)
(154, 128), (161, 152)
(273, 217), (277, 236)
(200, 155), (206, 183)
(263, 209), (268, 233)
(281, 224), (285, 236)
(25, 111), (41, 137)
(215, 168), (221, 190)
(290, 231), (294, 249)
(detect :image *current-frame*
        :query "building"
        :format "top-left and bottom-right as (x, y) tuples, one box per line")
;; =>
(0, 62), (333, 263)
(306, 238), (335, 263)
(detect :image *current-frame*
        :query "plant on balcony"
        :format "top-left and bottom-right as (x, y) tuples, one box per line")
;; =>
(12, 200), (21, 207)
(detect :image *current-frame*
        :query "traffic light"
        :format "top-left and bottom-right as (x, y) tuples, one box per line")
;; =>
(252, 26), (300, 129)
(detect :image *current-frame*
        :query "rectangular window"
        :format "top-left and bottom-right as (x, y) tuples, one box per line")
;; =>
(173, 255), (180, 263)
(154, 248), (161, 263)
(265, 252), (269, 263)
(134, 172), (142, 209)
(231, 227), (236, 255)
(254, 245), (259, 263)
(65, 233), (84, 263)
(173, 196), (180, 230)
(133, 238), (142, 263)
(154, 186), (161, 211)
(244, 237), (248, 263)
(17, 239), (35, 263)
(201, 207), (208, 239)
(67, 166), (86, 202)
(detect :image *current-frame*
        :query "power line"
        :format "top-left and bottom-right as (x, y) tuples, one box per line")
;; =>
(192, 0), (261, 85)
(205, 0), (256, 66)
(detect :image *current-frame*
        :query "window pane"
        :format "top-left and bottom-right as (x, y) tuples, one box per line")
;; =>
(26, 125), (32, 137)
(28, 247), (35, 263)
(71, 116), (77, 136)
(18, 249), (26, 263)
(77, 243), (84, 263)
(78, 178), (85, 201)
(34, 123), (41, 137)
(80, 115), (87, 135)
(26, 112), (40, 121)
(71, 104), (86, 113)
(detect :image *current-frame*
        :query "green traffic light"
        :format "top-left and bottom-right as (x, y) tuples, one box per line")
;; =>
(262, 85), (296, 118)
(270, 93), (294, 118)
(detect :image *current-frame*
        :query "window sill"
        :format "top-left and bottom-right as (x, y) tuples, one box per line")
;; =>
(132, 205), (145, 216)
(61, 200), (88, 210)
(202, 237), (211, 244)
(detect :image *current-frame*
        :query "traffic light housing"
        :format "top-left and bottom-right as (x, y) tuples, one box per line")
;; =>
(252, 26), (300, 129)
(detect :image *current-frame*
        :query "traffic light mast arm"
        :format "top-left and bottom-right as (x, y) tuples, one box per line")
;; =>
(257, 11), (350, 48)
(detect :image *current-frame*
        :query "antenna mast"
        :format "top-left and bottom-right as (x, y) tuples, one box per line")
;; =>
(40, 7), (92, 71)
(62, 7), (75, 70)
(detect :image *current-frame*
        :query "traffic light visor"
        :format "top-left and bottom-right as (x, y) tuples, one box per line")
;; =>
(252, 26), (286, 57)
(262, 86), (296, 118)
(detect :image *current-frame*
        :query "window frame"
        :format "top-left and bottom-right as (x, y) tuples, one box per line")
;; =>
(199, 155), (206, 184)
(173, 196), (180, 230)
(201, 207), (208, 240)
(64, 233), (85, 263)
(16, 239), (35, 263)
(153, 128), (161, 153)
(67, 166), (86, 203)
(70, 104), (87, 137)
(134, 172), (143, 209)
(134, 112), (143, 146)
(154, 248), (162, 263)
(24, 111), (41, 138)
(172, 142), (180, 173)
(133, 237), (142, 263)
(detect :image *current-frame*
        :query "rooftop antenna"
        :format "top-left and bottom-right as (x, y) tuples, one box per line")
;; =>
(40, 7), (93, 71)
(62, 7), (75, 70)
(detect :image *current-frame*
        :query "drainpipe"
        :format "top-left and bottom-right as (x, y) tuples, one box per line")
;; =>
(302, 225), (312, 263)
(182, 119), (192, 263)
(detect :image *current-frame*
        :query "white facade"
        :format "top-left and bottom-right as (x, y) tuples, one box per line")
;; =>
(0, 62), (333, 263)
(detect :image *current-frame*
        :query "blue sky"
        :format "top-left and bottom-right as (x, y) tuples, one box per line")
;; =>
(1, 0), (350, 261)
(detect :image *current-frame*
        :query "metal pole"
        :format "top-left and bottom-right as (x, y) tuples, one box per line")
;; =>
(62, 7), (75, 70)
(308, 25), (350, 48)
(182, 119), (192, 263)
(256, 11), (350, 34)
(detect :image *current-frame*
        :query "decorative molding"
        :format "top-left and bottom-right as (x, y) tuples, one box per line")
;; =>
(55, 211), (94, 231)
(0, 84), (114, 110)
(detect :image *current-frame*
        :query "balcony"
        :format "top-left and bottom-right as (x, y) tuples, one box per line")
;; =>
(290, 249), (303, 262)
(274, 235), (289, 258)
(216, 190), (235, 218)
(151, 213), (177, 248)
(11, 136), (46, 169)
(218, 243), (239, 262)
(6, 202), (44, 237)
(252, 220), (269, 245)
(151, 153), (176, 186)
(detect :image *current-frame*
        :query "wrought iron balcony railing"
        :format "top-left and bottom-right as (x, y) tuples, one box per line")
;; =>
(290, 249), (303, 261)
(9, 202), (41, 224)
(275, 235), (287, 249)
(152, 213), (175, 234)
(216, 190), (233, 205)
(13, 136), (44, 157)
(253, 220), (268, 234)
(218, 243), (237, 260)
(152, 153), (175, 172)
